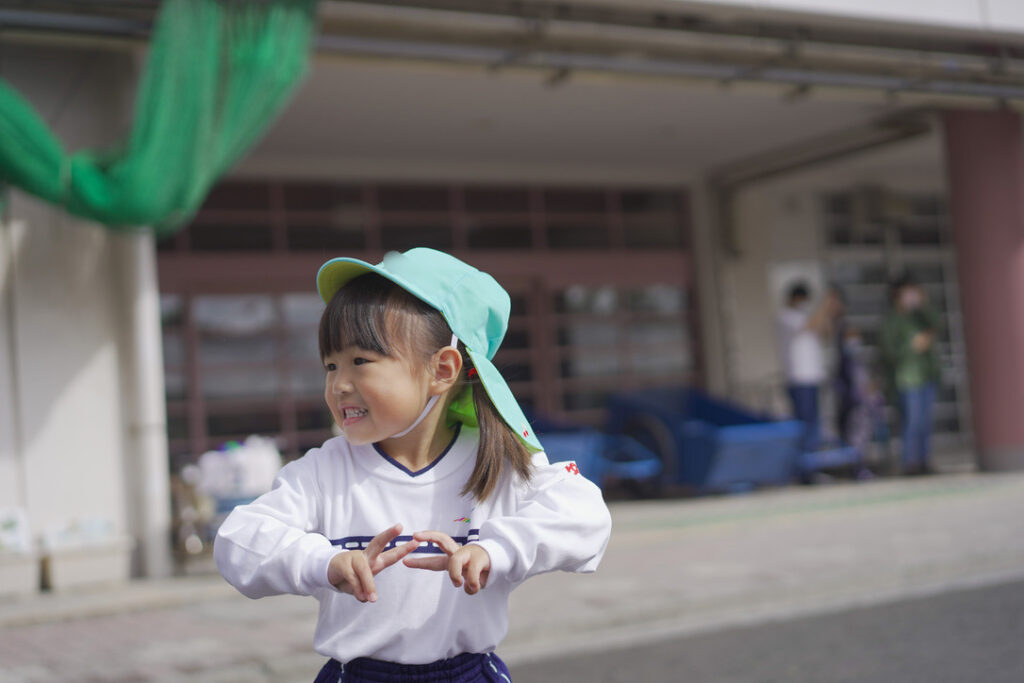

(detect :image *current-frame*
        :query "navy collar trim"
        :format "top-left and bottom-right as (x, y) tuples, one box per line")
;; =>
(373, 422), (463, 477)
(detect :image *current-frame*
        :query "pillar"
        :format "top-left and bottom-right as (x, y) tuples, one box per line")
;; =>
(943, 109), (1024, 471)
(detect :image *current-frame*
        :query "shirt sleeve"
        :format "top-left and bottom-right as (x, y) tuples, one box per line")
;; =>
(472, 453), (612, 586)
(213, 451), (341, 599)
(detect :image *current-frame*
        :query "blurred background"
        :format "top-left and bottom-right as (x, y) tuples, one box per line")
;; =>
(1, 1), (1024, 681)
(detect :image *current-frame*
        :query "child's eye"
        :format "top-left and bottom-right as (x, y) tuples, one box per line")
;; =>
(353, 357), (370, 366)
(324, 362), (337, 372)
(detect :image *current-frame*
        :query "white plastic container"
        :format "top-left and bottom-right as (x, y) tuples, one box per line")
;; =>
(0, 551), (38, 598)
(41, 537), (133, 591)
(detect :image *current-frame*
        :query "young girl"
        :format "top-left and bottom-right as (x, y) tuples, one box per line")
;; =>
(214, 248), (612, 682)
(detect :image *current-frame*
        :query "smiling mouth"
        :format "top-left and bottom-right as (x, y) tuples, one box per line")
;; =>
(343, 407), (368, 424)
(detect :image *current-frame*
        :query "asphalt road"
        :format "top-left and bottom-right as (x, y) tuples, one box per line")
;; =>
(512, 578), (1024, 683)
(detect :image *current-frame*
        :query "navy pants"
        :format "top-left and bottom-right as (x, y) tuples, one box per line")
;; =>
(787, 383), (821, 452)
(314, 652), (512, 683)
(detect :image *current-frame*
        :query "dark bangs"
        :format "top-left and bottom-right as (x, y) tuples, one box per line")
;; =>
(318, 273), (446, 360)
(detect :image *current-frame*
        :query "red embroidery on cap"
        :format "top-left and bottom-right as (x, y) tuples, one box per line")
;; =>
(467, 368), (478, 379)
(565, 462), (580, 475)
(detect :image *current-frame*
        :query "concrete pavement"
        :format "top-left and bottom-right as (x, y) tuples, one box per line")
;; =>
(2, 468), (1023, 681)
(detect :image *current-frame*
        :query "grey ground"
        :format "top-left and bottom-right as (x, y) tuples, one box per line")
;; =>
(2, 464), (1023, 682)
(515, 578), (1024, 683)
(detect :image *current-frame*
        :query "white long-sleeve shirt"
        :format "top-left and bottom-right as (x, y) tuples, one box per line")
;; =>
(214, 425), (612, 665)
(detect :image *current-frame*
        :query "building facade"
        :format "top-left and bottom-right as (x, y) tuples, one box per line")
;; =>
(2, 0), (1024, 583)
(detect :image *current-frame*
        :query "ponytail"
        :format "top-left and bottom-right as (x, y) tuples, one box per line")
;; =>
(460, 367), (533, 501)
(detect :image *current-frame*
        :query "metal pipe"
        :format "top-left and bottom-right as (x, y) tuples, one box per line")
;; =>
(3, 6), (1022, 101)
(0, 9), (150, 36)
(318, 34), (1024, 101)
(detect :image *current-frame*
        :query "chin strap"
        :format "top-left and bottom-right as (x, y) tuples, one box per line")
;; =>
(389, 333), (459, 439)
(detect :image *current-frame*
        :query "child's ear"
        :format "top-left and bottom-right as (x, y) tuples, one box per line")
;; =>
(430, 346), (463, 392)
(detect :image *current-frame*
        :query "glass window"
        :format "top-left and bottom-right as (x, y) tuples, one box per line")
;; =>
(207, 408), (281, 438)
(547, 221), (609, 249)
(904, 263), (945, 283)
(623, 286), (686, 314)
(620, 191), (679, 213)
(156, 233), (179, 252)
(288, 332), (321, 364)
(564, 390), (610, 411)
(290, 365), (326, 398)
(164, 371), (187, 401)
(630, 345), (689, 376)
(561, 350), (620, 378)
(188, 222), (274, 251)
(283, 294), (324, 327)
(628, 320), (686, 347)
(203, 181), (273, 211)
(282, 183), (362, 212)
(501, 329), (530, 350)
(558, 286), (617, 315)
(466, 219), (532, 249)
(162, 331), (186, 367)
(558, 321), (618, 348)
(544, 189), (605, 213)
(166, 414), (188, 441)
(288, 223), (365, 251)
(160, 294), (184, 327)
(377, 185), (449, 212)
(194, 295), (277, 335)
(465, 187), (530, 213)
(380, 223), (452, 251)
(623, 214), (684, 248)
(201, 368), (280, 399)
(897, 221), (944, 246)
(297, 405), (333, 431)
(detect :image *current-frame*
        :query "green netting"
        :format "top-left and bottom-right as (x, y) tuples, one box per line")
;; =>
(0, 0), (317, 236)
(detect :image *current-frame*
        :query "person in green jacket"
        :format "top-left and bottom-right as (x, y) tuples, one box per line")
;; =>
(880, 276), (941, 475)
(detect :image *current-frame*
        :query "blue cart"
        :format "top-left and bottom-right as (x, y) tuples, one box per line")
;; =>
(606, 387), (804, 494)
(530, 415), (662, 492)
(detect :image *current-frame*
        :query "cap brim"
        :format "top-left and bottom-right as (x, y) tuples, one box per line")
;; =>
(466, 347), (543, 453)
(317, 256), (431, 307)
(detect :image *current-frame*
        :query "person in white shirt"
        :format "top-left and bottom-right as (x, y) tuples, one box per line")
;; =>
(776, 281), (842, 453)
(214, 248), (612, 682)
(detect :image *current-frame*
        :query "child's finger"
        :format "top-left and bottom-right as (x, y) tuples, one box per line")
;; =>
(352, 553), (378, 602)
(448, 550), (470, 588)
(364, 523), (403, 560)
(376, 539), (420, 570)
(463, 556), (485, 595)
(412, 531), (460, 556)
(403, 555), (449, 571)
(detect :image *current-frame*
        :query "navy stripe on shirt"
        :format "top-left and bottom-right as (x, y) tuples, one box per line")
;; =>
(330, 530), (480, 554)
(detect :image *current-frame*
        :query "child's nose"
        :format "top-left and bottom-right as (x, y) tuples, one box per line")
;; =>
(330, 373), (353, 394)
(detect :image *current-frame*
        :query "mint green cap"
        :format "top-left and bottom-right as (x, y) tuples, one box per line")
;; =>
(316, 248), (542, 452)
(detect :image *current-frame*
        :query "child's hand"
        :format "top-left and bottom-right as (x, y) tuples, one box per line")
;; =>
(327, 523), (418, 602)
(403, 531), (491, 595)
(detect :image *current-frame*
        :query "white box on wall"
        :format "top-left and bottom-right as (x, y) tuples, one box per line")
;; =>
(41, 537), (133, 591)
(0, 552), (39, 598)
(0, 508), (37, 598)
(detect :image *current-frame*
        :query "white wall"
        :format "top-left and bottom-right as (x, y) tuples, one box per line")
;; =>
(0, 44), (137, 556)
(5, 207), (129, 537)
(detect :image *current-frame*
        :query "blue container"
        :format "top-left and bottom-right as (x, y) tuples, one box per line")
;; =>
(606, 387), (803, 493)
(531, 414), (662, 491)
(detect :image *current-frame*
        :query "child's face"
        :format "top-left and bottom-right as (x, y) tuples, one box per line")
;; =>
(323, 344), (434, 445)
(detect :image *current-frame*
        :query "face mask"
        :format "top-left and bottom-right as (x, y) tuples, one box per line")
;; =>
(389, 333), (459, 439)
